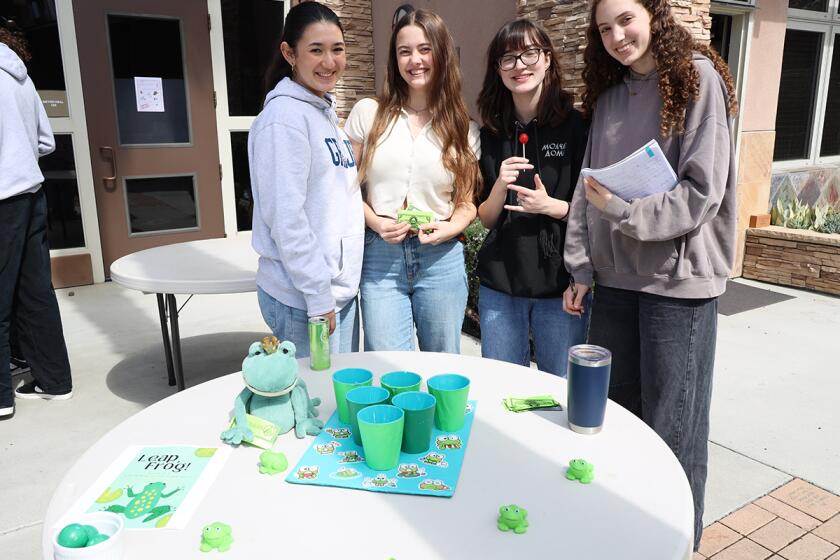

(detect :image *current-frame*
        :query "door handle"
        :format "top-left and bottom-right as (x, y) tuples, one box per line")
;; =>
(100, 146), (118, 191)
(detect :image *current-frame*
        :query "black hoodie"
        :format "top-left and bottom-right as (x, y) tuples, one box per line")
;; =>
(477, 110), (587, 298)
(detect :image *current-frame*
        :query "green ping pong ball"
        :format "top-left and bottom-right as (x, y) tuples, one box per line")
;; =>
(81, 525), (99, 540)
(86, 534), (110, 546)
(57, 524), (89, 548)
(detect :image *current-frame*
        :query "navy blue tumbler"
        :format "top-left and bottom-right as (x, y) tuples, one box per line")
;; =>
(567, 345), (612, 434)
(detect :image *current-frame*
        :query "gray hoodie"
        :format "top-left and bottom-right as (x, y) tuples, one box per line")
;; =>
(0, 43), (54, 200)
(564, 55), (736, 299)
(249, 78), (364, 317)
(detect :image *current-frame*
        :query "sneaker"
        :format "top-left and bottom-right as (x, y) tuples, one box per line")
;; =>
(0, 404), (13, 417)
(14, 380), (72, 400)
(10, 357), (31, 377)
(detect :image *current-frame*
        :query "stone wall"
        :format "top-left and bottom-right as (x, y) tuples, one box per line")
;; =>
(516, 0), (712, 103)
(742, 226), (840, 296)
(299, 0), (377, 121)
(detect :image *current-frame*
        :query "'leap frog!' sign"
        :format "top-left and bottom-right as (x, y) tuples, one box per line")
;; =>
(75, 445), (231, 530)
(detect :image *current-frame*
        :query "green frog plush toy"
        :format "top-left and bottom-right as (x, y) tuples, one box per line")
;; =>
(220, 337), (323, 444)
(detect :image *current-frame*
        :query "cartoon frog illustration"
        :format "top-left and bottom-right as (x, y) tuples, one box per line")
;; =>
(296, 466), (319, 480)
(220, 339), (322, 446)
(418, 479), (450, 491)
(103, 482), (180, 523)
(200, 522), (233, 552)
(419, 452), (448, 468)
(364, 474), (397, 488)
(332, 467), (361, 479)
(465, 403), (473, 415)
(435, 435), (462, 450)
(397, 464), (426, 478)
(315, 441), (341, 455)
(497, 505), (529, 534)
(565, 459), (594, 484)
(338, 450), (364, 463)
(325, 427), (351, 439)
(258, 450), (288, 475)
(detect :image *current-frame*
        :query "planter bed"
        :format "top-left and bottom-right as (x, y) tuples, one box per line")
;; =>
(742, 225), (840, 296)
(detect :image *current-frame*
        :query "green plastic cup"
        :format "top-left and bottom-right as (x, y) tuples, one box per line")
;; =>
(357, 405), (404, 471)
(346, 386), (391, 445)
(380, 371), (422, 402)
(392, 391), (436, 454)
(332, 368), (373, 424)
(427, 374), (470, 431)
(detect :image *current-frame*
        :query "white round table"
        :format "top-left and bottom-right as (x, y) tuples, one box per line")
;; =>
(42, 352), (693, 559)
(109, 235), (258, 390)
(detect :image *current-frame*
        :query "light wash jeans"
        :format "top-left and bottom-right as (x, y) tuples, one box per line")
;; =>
(588, 285), (717, 551)
(257, 286), (359, 358)
(478, 285), (590, 377)
(360, 229), (467, 353)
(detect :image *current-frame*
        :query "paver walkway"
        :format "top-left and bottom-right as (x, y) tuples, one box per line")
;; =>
(696, 479), (840, 559)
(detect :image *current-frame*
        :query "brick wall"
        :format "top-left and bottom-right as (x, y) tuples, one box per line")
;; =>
(516, 0), (712, 102)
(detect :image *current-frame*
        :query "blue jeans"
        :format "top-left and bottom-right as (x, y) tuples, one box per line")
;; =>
(588, 285), (717, 551)
(478, 285), (590, 377)
(257, 287), (359, 358)
(360, 229), (467, 353)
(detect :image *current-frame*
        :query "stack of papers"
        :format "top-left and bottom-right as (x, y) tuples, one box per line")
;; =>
(581, 139), (678, 201)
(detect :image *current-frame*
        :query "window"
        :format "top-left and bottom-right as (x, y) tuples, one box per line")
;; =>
(774, 0), (840, 165)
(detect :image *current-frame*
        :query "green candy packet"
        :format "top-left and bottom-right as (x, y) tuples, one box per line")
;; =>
(226, 414), (280, 449)
(396, 206), (434, 231)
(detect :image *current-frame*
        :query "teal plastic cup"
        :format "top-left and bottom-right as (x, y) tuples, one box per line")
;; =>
(427, 374), (470, 431)
(380, 371), (422, 402)
(346, 386), (391, 445)
(357, 405), (405, 471)
(332, 368), (373, 424)
(392, 391), (436, 454)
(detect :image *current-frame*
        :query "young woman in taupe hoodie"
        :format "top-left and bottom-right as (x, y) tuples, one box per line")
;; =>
(562, 0), (738, 549)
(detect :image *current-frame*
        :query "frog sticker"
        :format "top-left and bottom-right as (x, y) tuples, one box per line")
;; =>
(338, 450), (364, 464)
(295, 465), (319, 480)
(465, 403), (473, 415)
(363, 474), (397, 489)
(397, 464), (426, 478)
(418, 479), (450, 492)
(330, 467), (361, 480)
(315, 441), (341, 455)
(419, 452), (448, 468)
(435, 435), (462, 450)
(325, 427), (351, 439)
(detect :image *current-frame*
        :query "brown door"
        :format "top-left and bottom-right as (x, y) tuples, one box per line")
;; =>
(74, 0), (224, 273)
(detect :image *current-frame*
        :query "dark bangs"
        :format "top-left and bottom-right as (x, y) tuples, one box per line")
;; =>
(477, 19), (573, 136)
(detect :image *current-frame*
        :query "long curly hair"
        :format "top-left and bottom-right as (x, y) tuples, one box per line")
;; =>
(582, 0), (738, 137)
(357, 9), (479, 207)
(477, 19), (574, 136)
(0, 20), (31, 63)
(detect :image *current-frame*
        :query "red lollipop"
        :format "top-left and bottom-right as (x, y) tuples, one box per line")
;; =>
(518, 133), (529, 158)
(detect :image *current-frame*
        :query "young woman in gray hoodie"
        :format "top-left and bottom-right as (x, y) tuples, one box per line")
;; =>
(248, 2), (363, 357)
(562, 0), (739, 549)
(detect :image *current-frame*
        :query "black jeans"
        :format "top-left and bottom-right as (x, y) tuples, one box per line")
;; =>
(0, 189), (72, 406)
(588, 285), (716, 550)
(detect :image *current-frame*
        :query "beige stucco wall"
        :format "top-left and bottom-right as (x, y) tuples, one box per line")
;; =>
(370, 0), (517, 118)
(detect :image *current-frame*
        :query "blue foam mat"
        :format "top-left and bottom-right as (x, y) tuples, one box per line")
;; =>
(286, 401), (476, 497)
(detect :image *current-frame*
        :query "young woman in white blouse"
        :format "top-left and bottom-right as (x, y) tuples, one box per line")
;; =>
(345, 9), (480, 352)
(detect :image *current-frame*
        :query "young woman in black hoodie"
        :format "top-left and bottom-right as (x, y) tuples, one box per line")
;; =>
(475, 19), (588, 377)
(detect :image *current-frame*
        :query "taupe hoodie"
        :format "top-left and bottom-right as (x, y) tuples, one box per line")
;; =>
(564, 54), (737, 299)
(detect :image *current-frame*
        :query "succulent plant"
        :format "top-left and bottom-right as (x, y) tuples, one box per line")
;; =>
(817, 207), (840, 234)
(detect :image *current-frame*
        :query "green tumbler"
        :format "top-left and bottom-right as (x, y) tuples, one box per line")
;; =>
(427, 374), (470, 431)
(332, 368), (373, 424)
(357, 405), (404, 471)
(392, 391), (436, 454)
(380, 371), (422, 402)
(346, 386), (391, 445)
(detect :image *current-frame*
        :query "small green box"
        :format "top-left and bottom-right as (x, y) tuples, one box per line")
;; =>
(396, 207), (434, 231)
(226, 414), (281, 449)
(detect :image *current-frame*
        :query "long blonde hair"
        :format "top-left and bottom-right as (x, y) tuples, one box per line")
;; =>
(357, 9), (479, 206)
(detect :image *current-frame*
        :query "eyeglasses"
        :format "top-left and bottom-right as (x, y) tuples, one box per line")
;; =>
(497, 47), (544, 71)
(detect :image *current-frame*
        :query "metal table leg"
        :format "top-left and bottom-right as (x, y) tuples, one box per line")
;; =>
(166, 293), (186, 391)
(156, 293), (176, 386)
